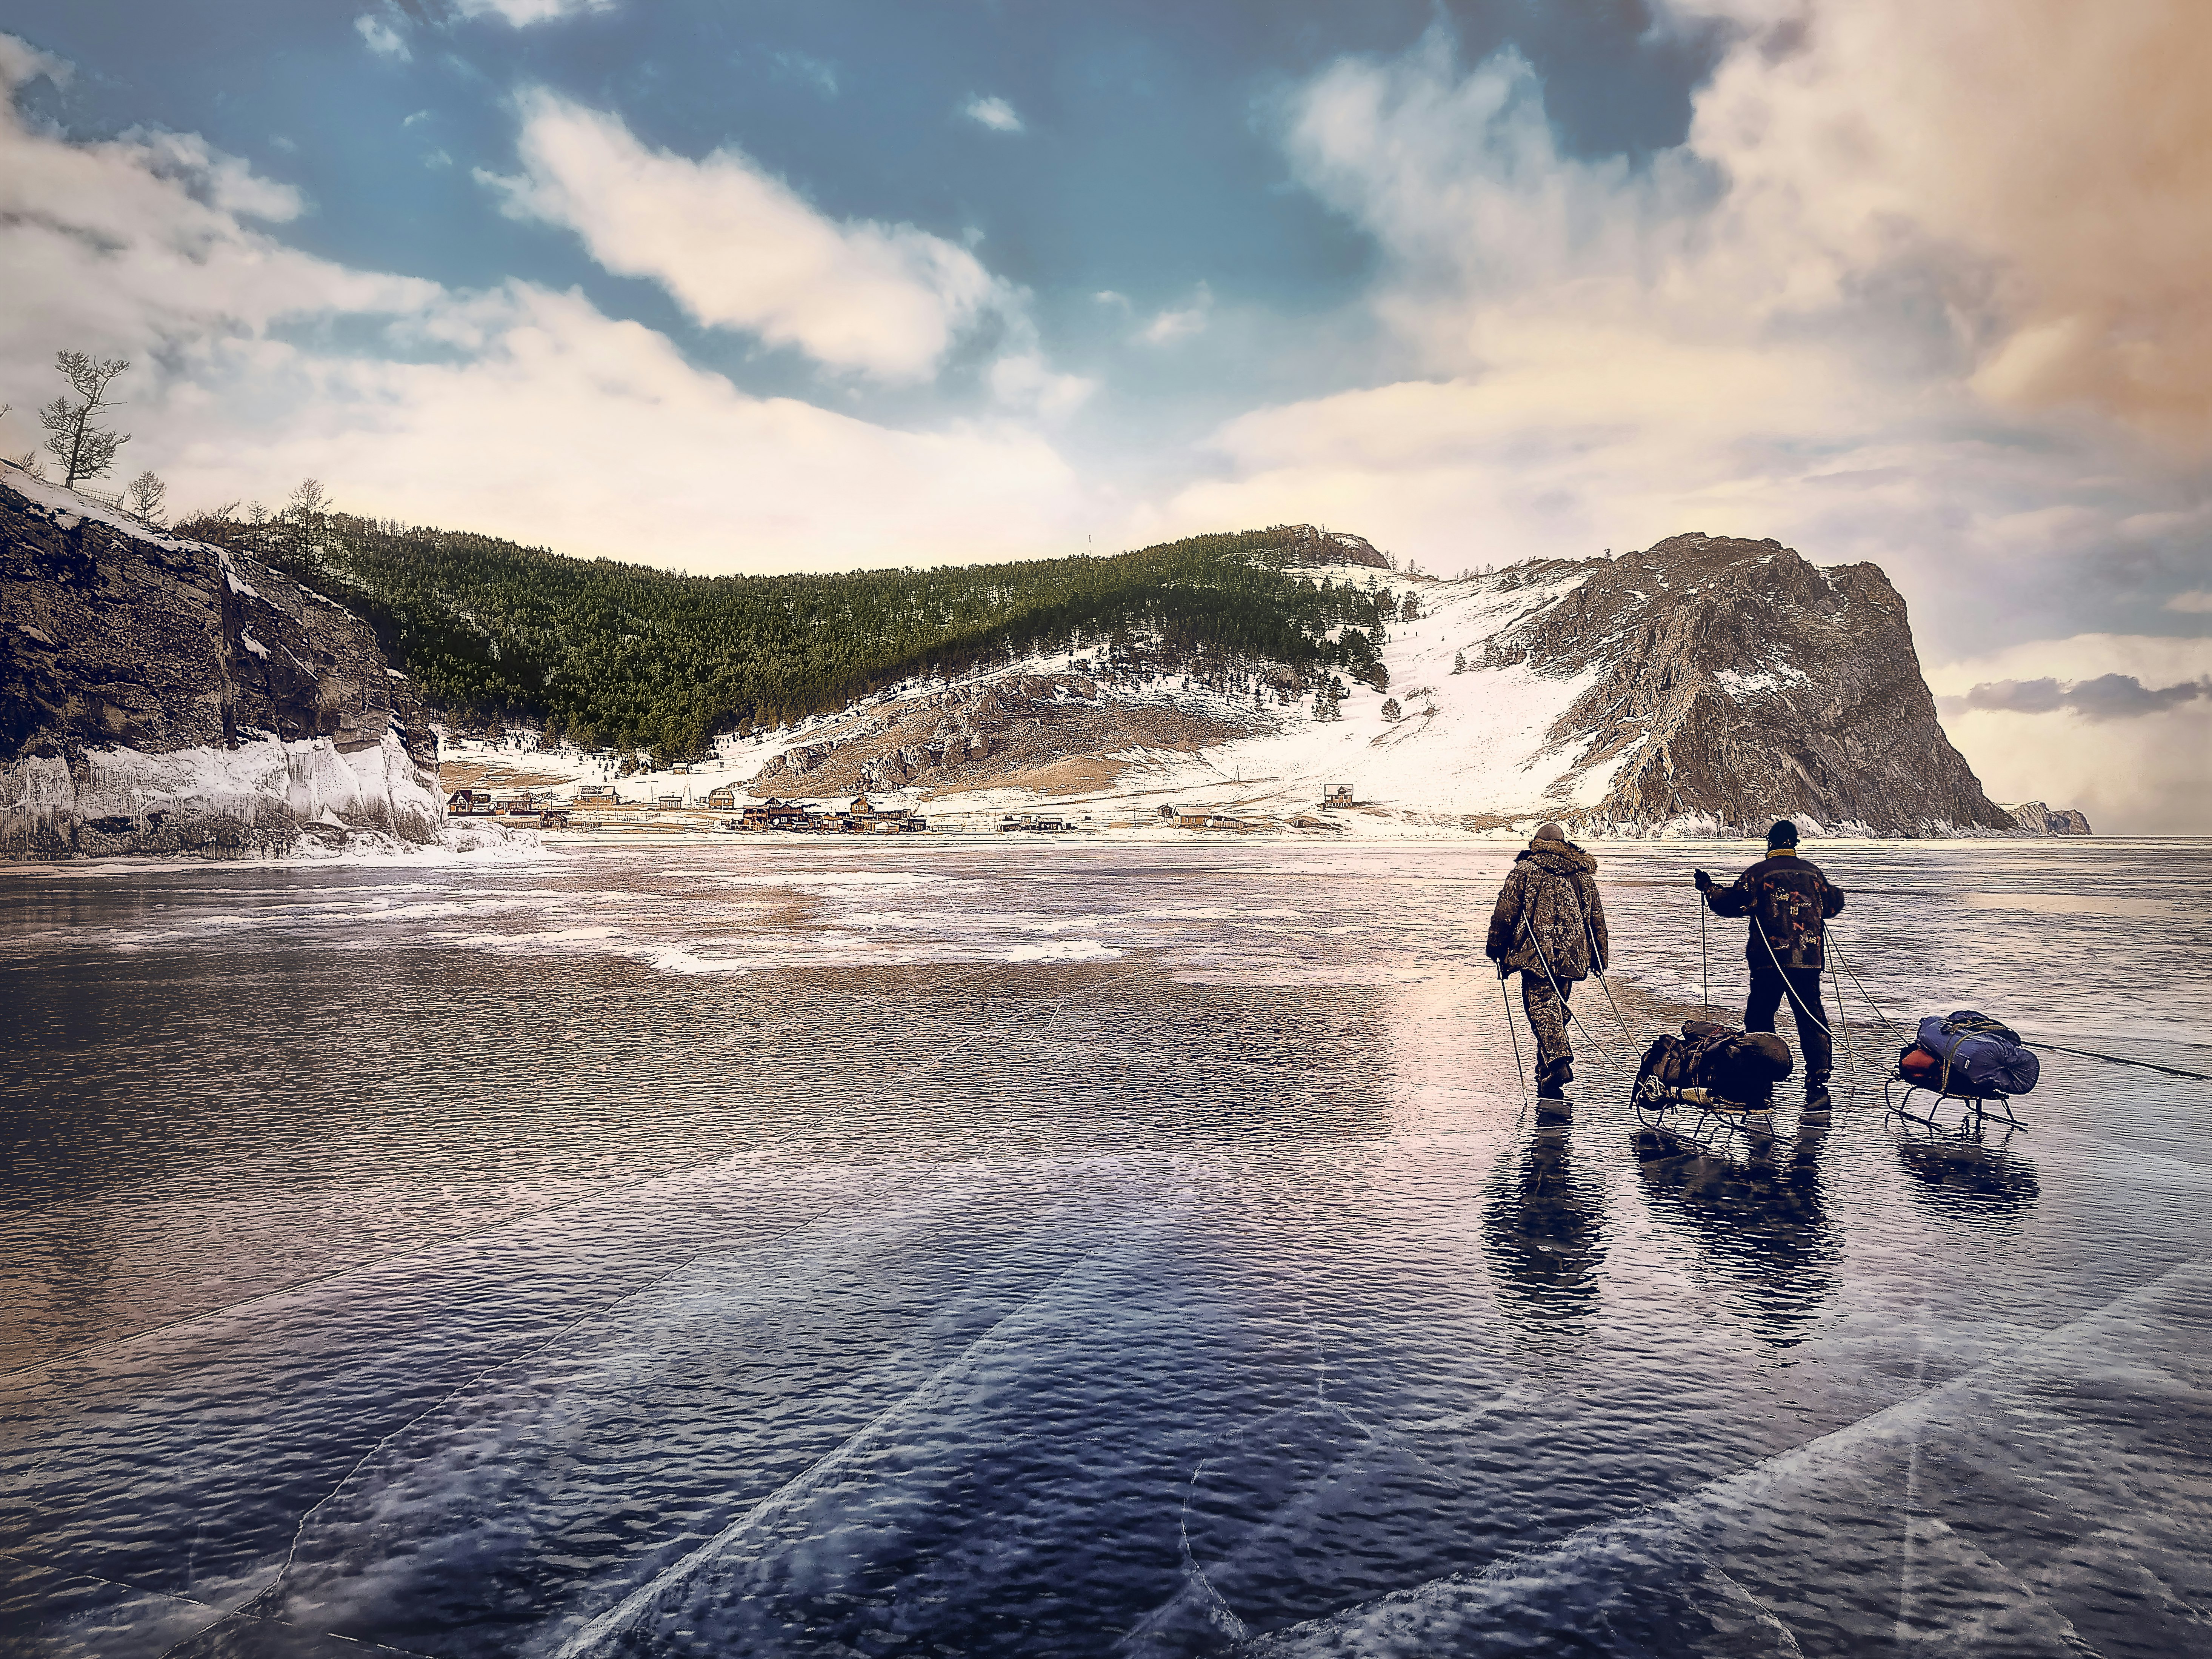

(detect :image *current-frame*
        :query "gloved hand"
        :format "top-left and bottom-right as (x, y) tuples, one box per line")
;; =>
(1694, 868), (1713, 892)
(1496, 959), (1511, 981)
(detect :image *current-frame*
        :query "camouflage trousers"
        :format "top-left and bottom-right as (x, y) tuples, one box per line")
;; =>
(1520, 972), (1574, 1071)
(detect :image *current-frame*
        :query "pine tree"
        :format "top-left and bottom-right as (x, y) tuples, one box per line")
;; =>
(1452, 650), (1467, 675)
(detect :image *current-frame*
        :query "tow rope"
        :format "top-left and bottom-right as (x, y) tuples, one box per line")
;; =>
(2020, 1041), (2210, 1083)
(1823, 927), (2212, 1083)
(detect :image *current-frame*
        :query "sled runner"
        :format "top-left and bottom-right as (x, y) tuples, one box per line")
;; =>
(1633, 1078), (1780, 1157)
(1883, 1072), (2024, 1134)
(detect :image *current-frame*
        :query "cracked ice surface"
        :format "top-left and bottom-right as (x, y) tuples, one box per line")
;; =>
(2, 839), (2209, 1656)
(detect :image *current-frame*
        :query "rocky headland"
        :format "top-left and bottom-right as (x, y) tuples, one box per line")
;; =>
(1, 464), (449, 859)
(1484, 533), (2020, 835)
(2004, 801), (2093, 835)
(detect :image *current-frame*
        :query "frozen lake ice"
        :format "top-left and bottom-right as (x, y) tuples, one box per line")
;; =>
(3, 838), (2209, 1656)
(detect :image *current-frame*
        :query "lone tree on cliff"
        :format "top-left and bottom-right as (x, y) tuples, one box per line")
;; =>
(126, 469), (168, 525)
(40, 351), (131, 489)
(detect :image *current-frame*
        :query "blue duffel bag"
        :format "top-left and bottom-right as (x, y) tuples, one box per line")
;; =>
(1913, 1010), (2040, 1097)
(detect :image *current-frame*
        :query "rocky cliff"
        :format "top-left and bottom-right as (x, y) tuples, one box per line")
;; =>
(2004, 801), (2093, 835)
(1259, 524), (1392, 570)
(1472, 533), (2016, 835)
(2, 464), (446, 859)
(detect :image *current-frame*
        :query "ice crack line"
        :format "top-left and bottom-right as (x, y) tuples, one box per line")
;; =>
(0, 1152), (825, 1389)
(548, 1241), (1126, 1659)
(244, 1217), (828, 1619)
(0, 1548), (440, 1659)
(1233, 1253), (2210, 1653)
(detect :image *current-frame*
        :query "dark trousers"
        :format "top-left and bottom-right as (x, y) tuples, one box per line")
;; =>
(1747, 964), (1832, 1084)
(1521, 973), (1573, 1072)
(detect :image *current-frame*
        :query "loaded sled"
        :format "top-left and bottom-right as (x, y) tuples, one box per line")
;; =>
(1633, 1021), (1796, 1157)
(1884, 1010), (2037, 1135)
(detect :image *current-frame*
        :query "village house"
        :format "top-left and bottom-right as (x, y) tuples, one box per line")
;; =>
(706, 785), (740, 809)
(740, 798), (807, 830)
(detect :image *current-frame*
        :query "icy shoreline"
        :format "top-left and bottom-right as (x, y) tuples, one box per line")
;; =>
(0, 730), (535, 863)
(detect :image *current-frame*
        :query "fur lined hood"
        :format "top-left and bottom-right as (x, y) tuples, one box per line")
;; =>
(1516, 841), (1597, 877)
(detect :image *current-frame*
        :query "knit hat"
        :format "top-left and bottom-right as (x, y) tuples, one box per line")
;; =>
(1532, 821), (1567, 844)
(1766, 819), (1800, 849)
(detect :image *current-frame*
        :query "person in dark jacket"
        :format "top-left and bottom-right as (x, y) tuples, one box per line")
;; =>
(1487, 823), (1609, 1100)
(1695, 820), (1844, 1112)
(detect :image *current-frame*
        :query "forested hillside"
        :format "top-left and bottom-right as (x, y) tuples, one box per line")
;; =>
(173, 509), (1399, 763)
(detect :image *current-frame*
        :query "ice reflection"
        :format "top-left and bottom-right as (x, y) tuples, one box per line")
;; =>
(1480, 1124), (1607, 1332)
(1893, 1125), (2042, 1215)
(1635, 1117), (1838, 1345)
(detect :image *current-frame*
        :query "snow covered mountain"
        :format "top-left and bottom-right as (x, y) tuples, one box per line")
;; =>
(663, 532), (2026, 838)
(1, 464), (457, 859)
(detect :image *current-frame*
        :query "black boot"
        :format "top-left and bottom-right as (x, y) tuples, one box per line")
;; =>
(1536, 1059), (1571, 1101)
(1803, 1078), (1832, 1115)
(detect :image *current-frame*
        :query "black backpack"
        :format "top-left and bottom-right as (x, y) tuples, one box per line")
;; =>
(1637, 1019), (1795, 1106)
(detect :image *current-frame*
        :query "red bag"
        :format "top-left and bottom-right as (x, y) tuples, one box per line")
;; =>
(1898, 1045), (1942, 1083)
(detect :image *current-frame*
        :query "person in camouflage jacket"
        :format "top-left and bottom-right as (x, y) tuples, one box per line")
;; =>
(1486, 823), (1609, 1099)
(1696, 819), (1845, 1111)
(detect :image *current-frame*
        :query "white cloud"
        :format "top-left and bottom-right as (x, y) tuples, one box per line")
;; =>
(355, 15), (410, 61)
(1671, 0), (2212, 451)
(0, 42), (1092, 576)
(0, 31), (67, 92)
(2166, 591), (2212, 614)
(989, 351), (1094, 421)
(1175, 16), (2212, 616)
(1139, 283), (1211, 346)
(962, 95), (1023, 134)
(0, 63), (412, 382)
(487, 90), (1009, 381)
(158, 286), (1091, 573)
(451, 0), (612, 25)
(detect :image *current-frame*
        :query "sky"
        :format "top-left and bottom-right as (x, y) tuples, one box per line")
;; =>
(0, 0), (2206, 831)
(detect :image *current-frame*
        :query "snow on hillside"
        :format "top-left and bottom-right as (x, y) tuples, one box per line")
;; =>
(452, 564), (1618, 838)
(448, 541), (2023, 841)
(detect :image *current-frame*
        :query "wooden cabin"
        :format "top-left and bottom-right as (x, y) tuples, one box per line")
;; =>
(706, 785), (740, 809)
(1323, 784), (1354, 809)
(741, 798), (806, 830)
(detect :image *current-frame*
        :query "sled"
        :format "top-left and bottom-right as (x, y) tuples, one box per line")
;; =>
(1632, 1075), (1778, 1158)
(1882, 1069), (2024, 1136)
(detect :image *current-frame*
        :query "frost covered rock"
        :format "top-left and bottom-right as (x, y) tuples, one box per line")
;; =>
(1485, 534), (2018, 836)
(1261, 523), (1393, 570)
(2, 463), (446, 860)
(2004, 800), (2093, 835)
